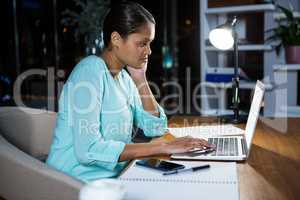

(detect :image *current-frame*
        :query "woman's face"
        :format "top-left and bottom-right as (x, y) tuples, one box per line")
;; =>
(116, 22), (155, 69)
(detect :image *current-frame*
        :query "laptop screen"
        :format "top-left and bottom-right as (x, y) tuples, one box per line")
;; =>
(244, 81), (265, 153)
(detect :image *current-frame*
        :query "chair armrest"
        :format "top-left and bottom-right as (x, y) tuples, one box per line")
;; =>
(0, 134), (84, 200)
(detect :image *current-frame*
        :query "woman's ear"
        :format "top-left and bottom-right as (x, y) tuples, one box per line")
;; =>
(111, 31), (122, 49)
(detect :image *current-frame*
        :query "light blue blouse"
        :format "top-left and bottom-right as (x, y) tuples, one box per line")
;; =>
(46, 55), (167, 182)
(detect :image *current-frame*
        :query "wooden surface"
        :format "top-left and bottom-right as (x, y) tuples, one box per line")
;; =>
(167, 116), (300, 200)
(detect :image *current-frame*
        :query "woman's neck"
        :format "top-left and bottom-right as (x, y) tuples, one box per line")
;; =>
(100, 49), (124, 78)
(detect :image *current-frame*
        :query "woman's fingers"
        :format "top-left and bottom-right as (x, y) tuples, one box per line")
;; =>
(177, 137), (216, 149)
(166, 136), (217, 154)
(199, 139), (215, 148)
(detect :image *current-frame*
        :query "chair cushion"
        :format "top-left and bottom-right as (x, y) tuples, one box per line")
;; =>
(0, 107), (56, 158)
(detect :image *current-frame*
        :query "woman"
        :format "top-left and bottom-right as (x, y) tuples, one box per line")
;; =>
(46, 1), (212, 182)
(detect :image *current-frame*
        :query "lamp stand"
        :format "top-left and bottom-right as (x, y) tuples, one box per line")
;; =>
(219, 31), (247, 124)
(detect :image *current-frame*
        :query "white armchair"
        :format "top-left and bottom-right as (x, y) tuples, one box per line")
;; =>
(0, 107), (83, 200)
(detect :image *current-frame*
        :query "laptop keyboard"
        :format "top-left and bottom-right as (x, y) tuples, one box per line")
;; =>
(208, 138), (239, 156)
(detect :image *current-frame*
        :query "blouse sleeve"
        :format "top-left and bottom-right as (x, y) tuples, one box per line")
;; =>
(65, 60), (125, 171)
(129, 77), (168, 137)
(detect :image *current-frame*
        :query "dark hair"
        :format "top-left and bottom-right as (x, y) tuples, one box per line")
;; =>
(103, 1), (155, 47)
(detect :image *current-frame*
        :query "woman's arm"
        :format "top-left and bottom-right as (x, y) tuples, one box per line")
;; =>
(122, 65), (215, 161)
(126, 65), (159, 117)
(119, 137), (214, 162)
(133, 76), (159, 116)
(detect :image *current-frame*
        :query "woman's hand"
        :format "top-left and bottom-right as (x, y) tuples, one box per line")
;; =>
(161, 137), (215, 155)
(126, 63), (147, 83)
(119, 137), (215, 162)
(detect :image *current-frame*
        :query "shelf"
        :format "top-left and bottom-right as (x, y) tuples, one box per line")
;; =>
(201, 109), (232, 116)
(205, 44), (273, 51)
(200, 0), (296, 117)
(206, 4), (275, 14)
(277, 106), (300, 117)
(274, 11), (300, 20)
(203, 81), (273, 90)
(201, 109), (248, 116)
(273, 64), (300, 71)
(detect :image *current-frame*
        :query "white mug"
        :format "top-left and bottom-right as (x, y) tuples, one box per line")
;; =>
(79, 178), (126, 200)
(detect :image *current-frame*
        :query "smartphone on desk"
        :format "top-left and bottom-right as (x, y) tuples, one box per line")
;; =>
(136, 159), (185, 172)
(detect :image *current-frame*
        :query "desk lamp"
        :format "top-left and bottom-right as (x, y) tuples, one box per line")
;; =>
(209, 16), (247, 124)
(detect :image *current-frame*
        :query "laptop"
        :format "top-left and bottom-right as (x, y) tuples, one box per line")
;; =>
(171, 80), (265, 161)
